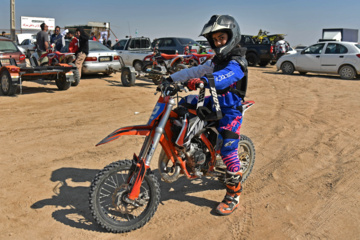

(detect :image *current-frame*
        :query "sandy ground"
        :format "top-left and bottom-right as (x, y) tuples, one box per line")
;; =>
(0, 66), (359, 240)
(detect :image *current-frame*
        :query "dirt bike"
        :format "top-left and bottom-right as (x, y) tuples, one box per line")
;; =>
(89, 80), (256, 233)
(179, 45), (214, 67)
(142, 46), (187, 84)
(35, 44), (80, 86)
(252, 29), (286, 45)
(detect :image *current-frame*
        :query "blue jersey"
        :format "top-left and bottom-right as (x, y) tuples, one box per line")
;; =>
(171, 59), (244, 109)
(203, 60), (244, 109)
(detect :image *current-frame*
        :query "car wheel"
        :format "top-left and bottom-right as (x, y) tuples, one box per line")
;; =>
(133, 61), (143, 72)
(281, 62), (295, 74)
(121, 68), (136, 86)
(299, 72), (307, 75)
(339, 65), (356, 80)
(246, 52), (258, 67)
(1, 70), (18, 96)
(55, 73), (71, 91)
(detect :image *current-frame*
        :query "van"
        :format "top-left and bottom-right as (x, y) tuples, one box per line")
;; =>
(16, 33), (37, 45)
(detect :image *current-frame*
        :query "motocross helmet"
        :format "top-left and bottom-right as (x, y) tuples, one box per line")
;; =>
(199, 15), (241, 60)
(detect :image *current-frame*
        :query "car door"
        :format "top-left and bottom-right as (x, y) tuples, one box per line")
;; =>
(321, 43), (348, 73)
(296, 43), (325, 72)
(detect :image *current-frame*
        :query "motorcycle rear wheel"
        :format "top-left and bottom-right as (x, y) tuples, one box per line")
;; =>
(217, 134), (256, 184)
(89, 160), (161, 233)
(238, 134), (256, 183)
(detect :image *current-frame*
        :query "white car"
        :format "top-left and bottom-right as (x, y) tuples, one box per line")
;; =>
(286, 47), (297, 55)
(276, 41), (360, 79)
(18, 38), (37, 58)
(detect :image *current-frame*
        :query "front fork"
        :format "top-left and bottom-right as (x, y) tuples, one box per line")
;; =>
(127, 98), (176, 201)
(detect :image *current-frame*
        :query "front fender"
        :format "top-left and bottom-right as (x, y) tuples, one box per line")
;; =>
(96, 125), (152, 146)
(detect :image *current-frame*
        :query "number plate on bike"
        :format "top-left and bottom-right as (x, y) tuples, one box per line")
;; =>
(99, 56), (111, 62)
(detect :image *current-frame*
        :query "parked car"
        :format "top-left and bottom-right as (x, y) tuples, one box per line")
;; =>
(61, 40), (122, 75)
(276, 41), (360, 79)
(286, 47), (297, 55)
(294, 45), (307, 52)
(0, 36), (26, 68)
(15, 33), (36, 45)
(240, 34), (275, 66)
(151, 37), (200, 54)
(111, 37), (152, 71)
(18, 38), (37, 58)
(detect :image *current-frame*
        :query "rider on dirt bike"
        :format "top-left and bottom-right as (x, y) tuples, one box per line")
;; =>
(164, 15), (248, 215)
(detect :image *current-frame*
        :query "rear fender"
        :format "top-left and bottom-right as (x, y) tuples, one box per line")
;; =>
(242, 100), (255, 114)
(96, 125), (152, 146)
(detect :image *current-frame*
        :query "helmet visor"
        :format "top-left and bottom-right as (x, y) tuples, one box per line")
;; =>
(200, 15), (235, 37)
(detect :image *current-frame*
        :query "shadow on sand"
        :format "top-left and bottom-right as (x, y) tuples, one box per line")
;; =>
(31, 165), (224, 232)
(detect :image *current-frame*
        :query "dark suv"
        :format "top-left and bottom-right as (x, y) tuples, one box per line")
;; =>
(0, 37), (26, 67)
(152, 37), (200, 54)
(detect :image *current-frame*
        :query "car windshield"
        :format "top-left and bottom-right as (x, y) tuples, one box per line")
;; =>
(0, 41), (19, 52)
(355, 44), (360, 50)
(178, 38), (199, 46)
(112, 39), (127, 50)
(303, 43), (325, 54)
(89, 41), (111, 51)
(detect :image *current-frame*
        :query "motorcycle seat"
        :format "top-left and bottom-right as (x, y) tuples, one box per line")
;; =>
(160, 53), (179, 60)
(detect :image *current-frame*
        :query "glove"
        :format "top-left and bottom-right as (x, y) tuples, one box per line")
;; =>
(156, 76), (173, 91)
(185, 78), (206, 91)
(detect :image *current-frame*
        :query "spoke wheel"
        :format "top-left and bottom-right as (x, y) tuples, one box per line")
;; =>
(89, 160), (160, 233)
(238, 135), (256, 183)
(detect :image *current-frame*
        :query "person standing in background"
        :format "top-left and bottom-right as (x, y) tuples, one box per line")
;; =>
(67, 30), (78, 53)
(50, 26), (64, 51)
(275, 35), (290, 60)
(74, 28), (89, 79)
(36, 23), (49, 64)
(90, 32), (96, 41)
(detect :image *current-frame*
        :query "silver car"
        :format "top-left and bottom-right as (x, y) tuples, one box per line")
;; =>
(18, 38), (37, 58)
(62, 40), (121, 75)
(276, 41), (360, 80)
(82, 40), (122, 75)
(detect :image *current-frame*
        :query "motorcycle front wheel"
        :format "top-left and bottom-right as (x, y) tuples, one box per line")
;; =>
(89, 160), (161, 233)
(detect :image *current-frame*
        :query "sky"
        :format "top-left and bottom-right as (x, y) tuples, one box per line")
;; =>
(1, 0), (359, 46)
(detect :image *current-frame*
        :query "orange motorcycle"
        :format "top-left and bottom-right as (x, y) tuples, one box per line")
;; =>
(89, 80), (255, 233)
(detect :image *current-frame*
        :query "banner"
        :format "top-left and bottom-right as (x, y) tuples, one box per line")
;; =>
(21, 16), (55, 30)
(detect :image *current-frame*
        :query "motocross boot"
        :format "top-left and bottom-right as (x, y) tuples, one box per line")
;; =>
(216, 170), (242, 215)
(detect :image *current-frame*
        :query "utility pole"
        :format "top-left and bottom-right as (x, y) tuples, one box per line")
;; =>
(10, 0), (16, 41)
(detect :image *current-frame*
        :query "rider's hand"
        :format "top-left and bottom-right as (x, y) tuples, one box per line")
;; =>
(185, 78), (206, 91)
(156, 76), (173, 91)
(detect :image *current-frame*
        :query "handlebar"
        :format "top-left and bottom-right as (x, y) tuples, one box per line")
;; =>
(156, 80), (188, 96)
